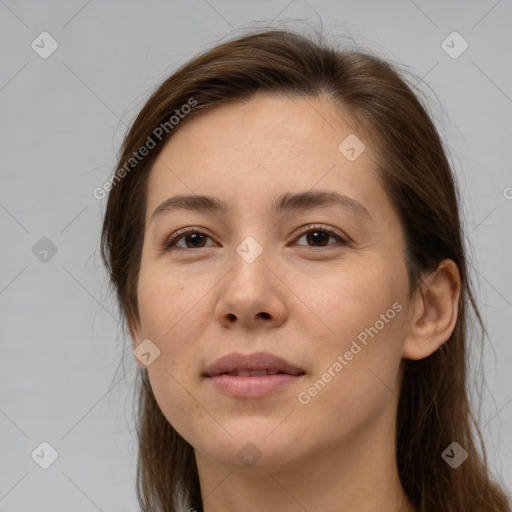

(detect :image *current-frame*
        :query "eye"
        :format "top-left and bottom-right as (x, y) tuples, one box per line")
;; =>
(163, 224), (347, 252)
(163, 229), (216, 250)
(292, 224), (347, 248)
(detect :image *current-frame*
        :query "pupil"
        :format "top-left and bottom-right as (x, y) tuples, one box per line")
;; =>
(186, 233), (206, 248)
(307, 231), (328, 246)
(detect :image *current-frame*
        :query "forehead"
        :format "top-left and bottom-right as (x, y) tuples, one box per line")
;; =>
(145, 93), (389, 224)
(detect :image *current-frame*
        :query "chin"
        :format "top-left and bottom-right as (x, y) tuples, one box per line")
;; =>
(198, 428), (303, 472)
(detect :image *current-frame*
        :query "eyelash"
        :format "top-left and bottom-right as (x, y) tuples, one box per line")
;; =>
(163, 224), (348, 251)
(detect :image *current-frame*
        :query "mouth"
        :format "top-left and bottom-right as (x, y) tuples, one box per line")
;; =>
(203, 352), (306, 398)
(205, 372), (305, 398)
(217, 369), (304, 377)
(203, 351), (305, 377)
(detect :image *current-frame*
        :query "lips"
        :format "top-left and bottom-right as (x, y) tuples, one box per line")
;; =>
(224, 369), (281, 376)
(203, 351), (306, 398)
(203, 351), (305, 378)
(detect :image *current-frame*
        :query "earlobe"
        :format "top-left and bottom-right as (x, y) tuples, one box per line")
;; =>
(402, 259), (461, 361)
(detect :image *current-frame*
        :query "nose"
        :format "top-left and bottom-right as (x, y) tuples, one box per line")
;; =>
(215, 249), (288, 330)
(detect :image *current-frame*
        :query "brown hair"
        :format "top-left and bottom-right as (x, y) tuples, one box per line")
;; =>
(100, 28), (511, 512)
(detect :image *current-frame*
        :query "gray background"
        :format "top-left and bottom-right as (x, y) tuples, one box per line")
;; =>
(1, 0), (511, 510)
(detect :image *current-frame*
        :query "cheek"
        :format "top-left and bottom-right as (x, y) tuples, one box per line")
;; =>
(301, 258), (407, 392)
(137, 270), (213, 441)
(295, 276), (406, 439)
(137, 262), (210, 338)
(135, 267), (212, 384)
(306, 260), (399, 340)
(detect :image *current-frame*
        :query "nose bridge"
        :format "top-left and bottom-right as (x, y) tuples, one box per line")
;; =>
(227, 235), (271, 298)
(226, 206), (273, 274)
(235, 233), (267, 266)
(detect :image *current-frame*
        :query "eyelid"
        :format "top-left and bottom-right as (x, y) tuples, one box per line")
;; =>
(163, 223), (349, 251)
(162, 226), (215, 250)
(291, 223), (348, 246)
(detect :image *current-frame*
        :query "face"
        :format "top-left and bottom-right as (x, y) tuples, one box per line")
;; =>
(130, 92), (413, 472)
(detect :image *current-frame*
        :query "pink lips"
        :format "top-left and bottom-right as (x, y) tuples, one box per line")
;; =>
(203, 351), (306, 398)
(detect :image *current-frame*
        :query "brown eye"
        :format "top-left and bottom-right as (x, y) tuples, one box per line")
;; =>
(163, 224), (347, 252)
(164, 230), (215, 250)
(294, 225), (347, 248)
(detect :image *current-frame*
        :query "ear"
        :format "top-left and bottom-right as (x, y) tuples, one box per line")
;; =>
(402, 259), (461, 360)
(128, 316), (147, 369)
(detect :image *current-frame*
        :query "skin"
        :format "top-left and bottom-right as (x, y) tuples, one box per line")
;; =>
(129, 92), (460, 512)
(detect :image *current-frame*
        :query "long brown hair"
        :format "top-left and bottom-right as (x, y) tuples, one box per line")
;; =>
(100, 27), (511, 512)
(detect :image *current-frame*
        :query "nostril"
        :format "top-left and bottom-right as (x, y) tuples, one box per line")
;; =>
(258, 312), (271, 319)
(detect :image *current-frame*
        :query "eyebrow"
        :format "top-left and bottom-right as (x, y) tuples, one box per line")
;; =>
(150, 190), (373, 223)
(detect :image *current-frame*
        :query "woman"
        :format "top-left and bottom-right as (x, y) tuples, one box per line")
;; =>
(100, 28), (511, 512)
